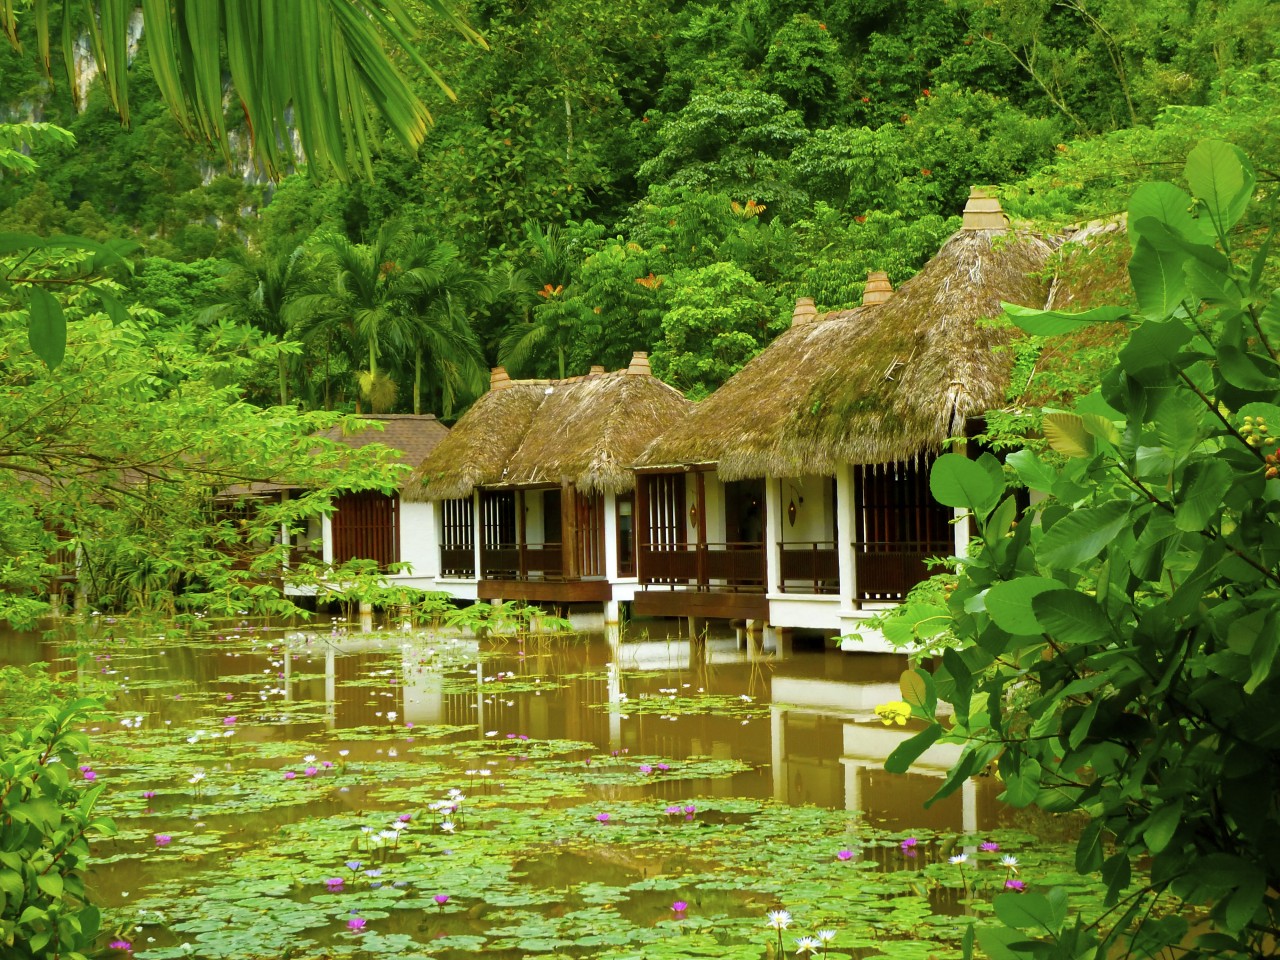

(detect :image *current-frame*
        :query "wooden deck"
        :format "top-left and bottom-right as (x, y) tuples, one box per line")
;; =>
(631, 589), (768, 621)
(477, 578), (613, 603)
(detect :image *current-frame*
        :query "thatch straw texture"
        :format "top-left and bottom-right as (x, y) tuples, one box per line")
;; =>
(637, 228), (1056, 479)
(401, 384), (546, 500)
(404, 369), (690, 500)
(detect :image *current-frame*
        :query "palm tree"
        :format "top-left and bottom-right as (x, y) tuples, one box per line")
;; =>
(396, 236), (489, 417)
(305, 222), (421, 413)
(497, 221), (583, 379)
(200, 245), (320, 406)
(2, 2), (486, 181)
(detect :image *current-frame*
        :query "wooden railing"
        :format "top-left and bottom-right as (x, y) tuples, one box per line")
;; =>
(853, 542), (951, 601)
(778, 541), (839, 594)
(638, 541), (765, 592)
(440, 545), (475, 578)
(478, 542), (567, 581)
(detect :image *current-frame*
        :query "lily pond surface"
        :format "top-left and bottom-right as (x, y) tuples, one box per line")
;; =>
(5, 620), (1100, 959)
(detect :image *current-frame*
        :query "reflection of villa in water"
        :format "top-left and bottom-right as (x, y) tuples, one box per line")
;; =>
(269, 631), (1001, 832)
(770, 670), (996, 832)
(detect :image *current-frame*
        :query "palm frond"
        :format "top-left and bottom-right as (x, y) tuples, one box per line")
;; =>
(2, 0), (485, 180)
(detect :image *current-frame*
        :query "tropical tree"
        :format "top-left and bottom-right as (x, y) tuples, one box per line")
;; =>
(299, 222), (421, 412)
(395, 234), (489, 417)
(885, 141), (1280, 958)
(498, 221), (583, 379)
(199, 245), (321, 406)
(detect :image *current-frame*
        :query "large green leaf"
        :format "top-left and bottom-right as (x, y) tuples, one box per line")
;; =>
(26, 286), (66, 370)
(899, 668), (937, 717)
(993, 890), (1063, 934)
(1128, 182), (1214, 247)
(1032, 590), (1113, 644)
(1185, 140), (1255, 237)
(1037, 500), (1131, 568)
(1245, 613), (1280, 695)
(1142, 799), (1184, 853)
(929, 453), (1000, 516)
(1119, 317), (1192, 382)
(1217, 342), (1278, 391)
(1041, 413), (1094, 458)
(1006, 448), (1058, 493)
(983, 577), (1061, 634)
(1129, 237), (1190, 321)
(883, 725), (942, 774)
(1174, 458), (1235, 531)
(1002, 302), (1130, 336)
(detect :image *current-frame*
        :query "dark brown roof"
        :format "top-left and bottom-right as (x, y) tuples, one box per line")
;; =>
(223, 415), (449, 495)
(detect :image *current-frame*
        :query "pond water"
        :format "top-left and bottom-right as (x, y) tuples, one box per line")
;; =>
(3, 618), (1096, 960)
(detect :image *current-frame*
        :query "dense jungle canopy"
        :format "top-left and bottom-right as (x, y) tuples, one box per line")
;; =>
(1, 0), (1278, 622)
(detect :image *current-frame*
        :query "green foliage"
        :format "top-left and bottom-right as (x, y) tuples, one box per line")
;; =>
(638, 89), (809, 217)
(650, 261), (782, 398)
(888, 141), (1280, 956)
(758, 15), (851, 127)
(0, 697), (114, 960)
(0, 274), (409, 624)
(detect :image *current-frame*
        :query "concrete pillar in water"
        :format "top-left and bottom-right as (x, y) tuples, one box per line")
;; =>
(359, 600), (374, 633)
(842, 759), (864, 815)
(772, 626), (793, 659)
(603, 599), (621, 645)
(770, 705), (787, 802)
(962, 776), (978, 834)
(607, 661), (622, 752)
(746, 626), (765, 663)
(325, 648), (336, 729)
(762, 623), (787, 660)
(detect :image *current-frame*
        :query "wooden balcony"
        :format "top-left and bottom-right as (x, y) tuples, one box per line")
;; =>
(638, 542), (765, 592)
(440, 545), (476, 578)
(479, 542), (566, 580)
(778, 541), (839, 594)
(854, 541), (951, 602)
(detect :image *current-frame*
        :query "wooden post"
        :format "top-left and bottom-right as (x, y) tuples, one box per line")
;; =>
(635, 474), (650, 584)
(561, 481), (580, 580)
(694, 470), (707, 588)
(516, 488), (527, 579)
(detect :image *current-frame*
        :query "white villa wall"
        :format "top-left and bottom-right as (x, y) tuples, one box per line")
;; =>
(777, 475), (832, 543)
(397, 500), (435, 578)
(525, 489), (547, 545)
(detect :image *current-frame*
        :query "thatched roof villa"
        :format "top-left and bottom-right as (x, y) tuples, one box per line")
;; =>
(219, 414), (450, 591)
(639, 190), (1055, 477)
(629, 189), (1058, 649)
(405, 353), (689, 501)
(403, 354), (691, 610)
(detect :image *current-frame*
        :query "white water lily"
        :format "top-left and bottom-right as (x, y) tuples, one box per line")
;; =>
(949, 853), (969, 865)
(767, 910), (792, 930)
(817, 930), (836, 943)
(795, 936), (820, 954)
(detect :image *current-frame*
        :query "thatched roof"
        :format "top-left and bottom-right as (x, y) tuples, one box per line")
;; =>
(222, 415), (448, 495)
(1018, 217), (1131, 407)
(636, 207), (1057, 479)
(404, 355), (691, 500)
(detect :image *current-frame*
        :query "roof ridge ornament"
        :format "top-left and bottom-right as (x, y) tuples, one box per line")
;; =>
(962, 186), (1007, 232)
